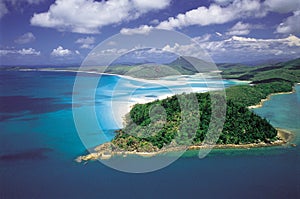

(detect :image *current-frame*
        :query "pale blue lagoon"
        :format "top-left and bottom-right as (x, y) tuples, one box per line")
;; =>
(0, 71), (299, 198)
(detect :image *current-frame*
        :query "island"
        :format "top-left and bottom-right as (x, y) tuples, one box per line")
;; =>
(75, 58), (300, 162)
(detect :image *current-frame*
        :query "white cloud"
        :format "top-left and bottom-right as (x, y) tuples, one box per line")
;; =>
(201, 34), (300, 61)
(150, 19), (160, 25)
(226, 21), (251, 35)
(131, 0), (171, 12)
(75, 36), (95, 49)
(263, 0), (300, 35)
(159, 35), (300, 62)
(14, 32), (36, 44)
(216, 32), (223, 37)
(119, 0), (297, 36)
(264, 0), (300, 13)
(0, 1), (8, 19)
(225, 35), (300, 46)
(120, 1), (264, 35)
(156, 0), (265, 30)
(0, 48), (40, 55)
(108, 48), (178, 64)
(97, 48), (129, 55)
(162, 43), (201, 57)
(193, 34), (211, 43)
(30, 0), (171, 34)
(0, 0), (45, 18)
(276, 11), (300, 34)
(120, 25), (153, 35)
(51, 46), (72, 56)
(18, 48), (40, 55)
(0, 50), (12, 55)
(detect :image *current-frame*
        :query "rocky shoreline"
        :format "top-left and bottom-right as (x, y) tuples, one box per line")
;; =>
(75, 128), (294, 162)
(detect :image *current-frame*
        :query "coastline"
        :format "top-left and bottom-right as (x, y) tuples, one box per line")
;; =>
(248, 83), (300, 109)
(75, 128), (295, 162)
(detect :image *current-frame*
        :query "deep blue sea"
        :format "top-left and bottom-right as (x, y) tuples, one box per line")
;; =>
(0, 71), (299, 199)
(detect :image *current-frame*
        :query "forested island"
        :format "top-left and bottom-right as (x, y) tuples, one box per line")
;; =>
(76, 58), (300, 161)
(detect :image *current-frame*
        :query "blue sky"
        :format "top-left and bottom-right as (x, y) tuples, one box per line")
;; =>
(0, 0), (299, 66)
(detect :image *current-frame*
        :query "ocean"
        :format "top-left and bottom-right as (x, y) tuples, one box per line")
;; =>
(0, 71), (299, 198)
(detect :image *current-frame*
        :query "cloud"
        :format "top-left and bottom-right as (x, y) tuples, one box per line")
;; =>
(193, 34), (212, 43)
(0, 48), (40, 55)
(120, 25), (153, 35)
(120, 1), (264, 35)
(159, 35), (300, 62)
(131, 0), (171, 11)
(264, 0), (300, 35)
(276, 11), (300, 34)
(156, 0), (265, 30)
(162, 43), (198, 56)
(120, 0), (297, 36)
(30, 0), (171, 34)
(14, 32), (36, 44)
(216, 32), (223, 37)
(0, 0), (45, 18)
(202, 34), (300, 61)
(110, 48), (178, 64)
(75, 36), (95, 49)
(0, 1), (8, 19)
(264, 0), (300, 13)
(225, 35), (300, 46)
(94, 48), (129, 56)
(150, 19), (160, 25)
(18, 48), (40, 55)
(226, 21), (251, 35)
(51, 46), (72, 56)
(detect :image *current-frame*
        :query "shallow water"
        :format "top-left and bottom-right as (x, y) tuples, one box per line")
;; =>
(0, 71), (299, 198)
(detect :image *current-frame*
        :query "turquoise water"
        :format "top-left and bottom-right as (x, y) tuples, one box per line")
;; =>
(253, 86), (300, 143)
(0, 71), (299, 198)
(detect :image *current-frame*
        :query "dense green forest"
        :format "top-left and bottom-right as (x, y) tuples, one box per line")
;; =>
(112, 91), (278, 152)
(112, 84), (284, 152)
(225, 81), (293, 106)
(110, 58), (300, 152)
